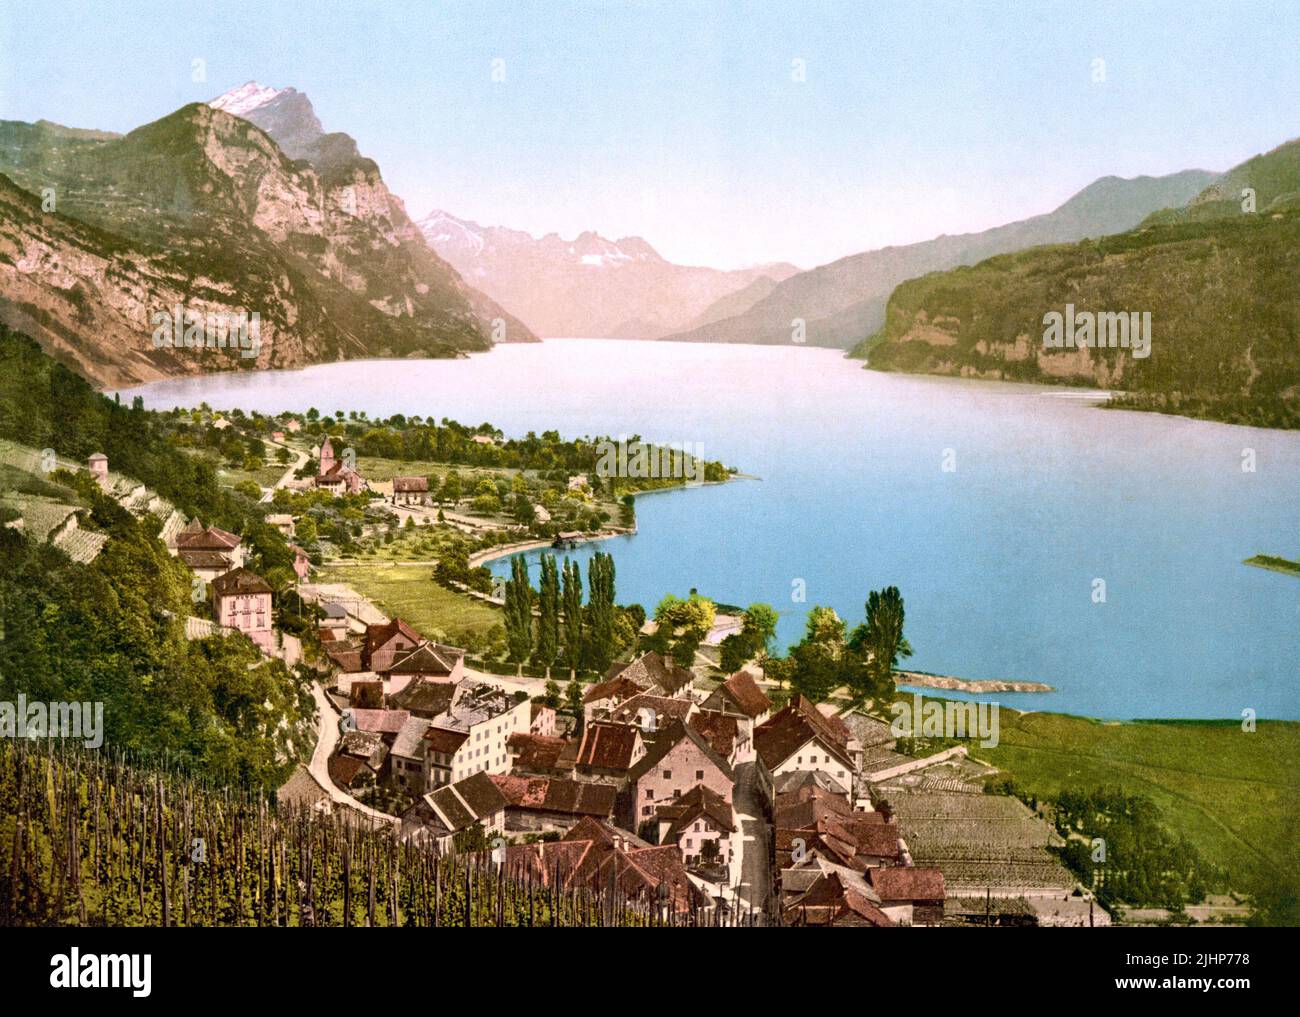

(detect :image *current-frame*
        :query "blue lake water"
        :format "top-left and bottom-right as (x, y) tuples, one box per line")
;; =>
(118, 339), (1300, 720)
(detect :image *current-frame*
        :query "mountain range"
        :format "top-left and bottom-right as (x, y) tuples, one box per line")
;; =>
(855, 138), (1300, 428)
(417, 209), (800, 338)
(658, 170), (1218, 348)
(0, 84), (533, 387)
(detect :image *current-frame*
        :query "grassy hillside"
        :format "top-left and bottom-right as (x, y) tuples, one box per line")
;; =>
(854, 137), (1300, 429)
(318, 562), (502, 646)
(855, 209), (1300, 428)
(978, 712), (1300, 910)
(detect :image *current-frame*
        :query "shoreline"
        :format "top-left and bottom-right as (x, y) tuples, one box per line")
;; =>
(895, 669), (1054, 695)
(467, 528), (634, 569)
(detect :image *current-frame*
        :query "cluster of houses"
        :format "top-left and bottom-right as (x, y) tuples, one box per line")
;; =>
(314, 626), (962, 924)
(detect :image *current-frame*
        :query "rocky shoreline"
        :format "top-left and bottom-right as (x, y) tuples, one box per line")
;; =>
(895, 670), (1054, 694)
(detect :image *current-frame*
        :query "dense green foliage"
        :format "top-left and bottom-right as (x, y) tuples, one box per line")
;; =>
(1051, 787), (1222, 911)
(0, 485), (313, 787)
(0, 327), (313, 786)
(855, 210), (1300, 428)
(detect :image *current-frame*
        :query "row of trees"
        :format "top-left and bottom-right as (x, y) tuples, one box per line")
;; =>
(503, 551), (633, 675)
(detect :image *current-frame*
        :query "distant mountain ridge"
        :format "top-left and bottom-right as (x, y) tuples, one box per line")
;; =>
(418, 208), (800, 338)
(855, 137), (1300, 429)
(660, 170), (1218, 348)
(0, 82), (533, 387)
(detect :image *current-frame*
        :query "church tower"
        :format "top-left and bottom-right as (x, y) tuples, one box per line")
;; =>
(319, 435), (336, 474)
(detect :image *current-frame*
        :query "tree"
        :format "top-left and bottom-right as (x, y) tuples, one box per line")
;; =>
(535, 554), (561, 669)
(653, 591), (713, 669)
(564, 677), (585, 736)
(719, 633), (750, 673)
(542, 679), (561, 708)
(848, 586), (912, 706)
(439, 471), (462, 505)
(803, 605), (845, 645)
(742, 602), (779, 653)
(785, 639), (856, 703)
(503, 555), (533, 666)
(584, 552), (617, 672)
(561, 557), (584, 676)
(512, 493), (536, 525)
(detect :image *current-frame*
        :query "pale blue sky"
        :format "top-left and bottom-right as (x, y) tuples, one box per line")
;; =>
(1, 0), (1297, 268)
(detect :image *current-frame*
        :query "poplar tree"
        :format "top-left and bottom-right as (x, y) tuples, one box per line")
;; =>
(535, 554), (561, 670)
(561, 558), (584, 676)
(504, 556), (533, 665)
(584, 552), (617, 673)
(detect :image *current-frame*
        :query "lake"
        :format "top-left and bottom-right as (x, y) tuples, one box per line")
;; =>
(117, 339), (1300, 720)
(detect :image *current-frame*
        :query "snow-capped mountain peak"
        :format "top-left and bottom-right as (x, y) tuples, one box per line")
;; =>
(208, 81), (285, 117)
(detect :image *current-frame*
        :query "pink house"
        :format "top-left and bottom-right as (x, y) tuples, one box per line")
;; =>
(211, 567), (275, 653)
(625, 721), (735, 831)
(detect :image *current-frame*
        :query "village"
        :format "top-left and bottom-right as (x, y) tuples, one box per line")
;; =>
(4, 411), (1112, 927)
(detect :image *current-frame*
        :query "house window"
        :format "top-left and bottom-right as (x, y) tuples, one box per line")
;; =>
(645, 789), (653, 799)
(695, 770), (704, 780)
(662, 770), (671, 779)
(642, 806), (651, 816)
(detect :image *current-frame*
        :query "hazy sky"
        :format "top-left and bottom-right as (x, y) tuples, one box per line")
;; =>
(1, 0), (1297, 268)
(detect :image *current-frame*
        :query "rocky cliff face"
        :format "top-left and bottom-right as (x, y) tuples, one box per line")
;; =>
(0, 95), (533, 388)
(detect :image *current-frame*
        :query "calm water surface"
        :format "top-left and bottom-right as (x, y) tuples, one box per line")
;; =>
(118, 339), (1300, 720)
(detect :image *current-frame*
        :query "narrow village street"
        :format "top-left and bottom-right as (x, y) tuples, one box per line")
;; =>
(731, 760), (771, 920)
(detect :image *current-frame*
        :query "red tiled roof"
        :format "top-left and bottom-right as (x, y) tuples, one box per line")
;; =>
(610, 693), (694, 728)
(688, 710), (738, 759)
(424, 727), (469, 755)
(365, 618), (424, 659)
(176, 521), (241, 551)
(656, 784), (735, 840)
(607, 652), (694, 697)
(210, 566), (273, 596)
(755, 697), (854, 771)
(867, 866), (946, 902)
(507, 733), (572, 772)
(719, 670), (772, 718)
(787, 872), (895, 927)
(489, 774), (616, 818)
(582, 675), (644, 705)
(349, 709), (411, 734)
(574, 722), (642, 771)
